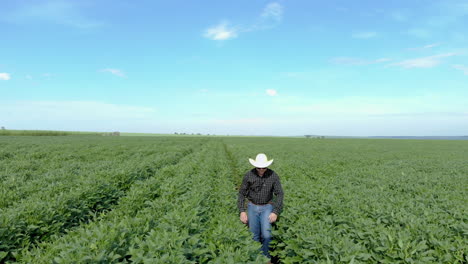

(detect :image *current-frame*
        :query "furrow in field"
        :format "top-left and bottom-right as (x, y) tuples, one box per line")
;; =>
(221, 139), (287, 263)
(127, 140), (267, 263)
(196, 141), (268, 263)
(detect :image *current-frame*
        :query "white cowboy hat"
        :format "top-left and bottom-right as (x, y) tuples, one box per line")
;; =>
(249, 153), (273, 168)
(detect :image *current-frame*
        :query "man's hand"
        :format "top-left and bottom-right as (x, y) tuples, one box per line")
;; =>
(240, 212), (248, 224)
(269, 213), (278, 223)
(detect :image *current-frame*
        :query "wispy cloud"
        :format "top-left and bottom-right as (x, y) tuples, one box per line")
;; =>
(2, 0), (102, 29)
(407, 28), (431, 38)
(331, 57), (391, 66)
(352, 31), (377, 39)
(41, 73), (55, 80)
(427, 0), (468, 28)
(247, 2), (284, 31)
(279, 94), (468, 118)
(266, 89), (278, 96)
(423, 43), (441, 49)
(281, 72), (305, 78)
(452, 64), (468, 75)
(402, 1), (468, 43)
(391, 10), (410, 22)
(204, 2), (283, 41)
(390, 53), (458, 68)
(1, 100), (157, 122)
(407, 43), (441, 51)
(261, 2), (283, 23)
(0, 73), (11, 80)
(101, 68), (126, 78)
(204, 21), (238, 41)
(213, 118), (272, 126)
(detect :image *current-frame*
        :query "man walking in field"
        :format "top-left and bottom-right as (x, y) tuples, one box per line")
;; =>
(238, 153), (284, 262)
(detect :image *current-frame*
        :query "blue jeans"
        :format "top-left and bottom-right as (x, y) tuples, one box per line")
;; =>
(247, 202), (273, 258)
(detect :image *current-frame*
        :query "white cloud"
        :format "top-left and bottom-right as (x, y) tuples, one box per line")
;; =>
(204, 22), (238, 41)
(261, 2), (283, 22)
(266, 89), (277, 96)
(452, 64), (468, 75)
(331, 57), (391, 65)
(352, 31), (377, 39)
(390, 53), (457, 68)
(101, 68), (126, 77)
(0, 73), (11, 80)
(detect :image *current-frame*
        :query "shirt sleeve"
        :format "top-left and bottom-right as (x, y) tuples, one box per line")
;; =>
(272, 172), (284, 215)
(237, 173), (250, 213)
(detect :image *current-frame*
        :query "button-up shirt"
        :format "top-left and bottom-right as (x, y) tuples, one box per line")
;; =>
(237, 168), (284, 215)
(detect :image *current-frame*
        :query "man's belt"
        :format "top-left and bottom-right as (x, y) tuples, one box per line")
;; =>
(249, 200), (273, 206)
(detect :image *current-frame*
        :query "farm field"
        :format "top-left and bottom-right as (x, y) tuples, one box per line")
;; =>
(0, 136), (467, 263)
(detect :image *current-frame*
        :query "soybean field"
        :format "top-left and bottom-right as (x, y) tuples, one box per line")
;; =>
(0, 136), (467, 263)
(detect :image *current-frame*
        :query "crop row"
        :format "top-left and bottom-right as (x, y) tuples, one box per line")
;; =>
(0, 137), (205, 262)
(0, 137), (203, 208)
(16, 140), (266, 263)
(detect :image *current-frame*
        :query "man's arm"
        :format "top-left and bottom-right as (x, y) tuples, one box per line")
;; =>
(237, 173), (250, 214)
(271, 173), (284, 216)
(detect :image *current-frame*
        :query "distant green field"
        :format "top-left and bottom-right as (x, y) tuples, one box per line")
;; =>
(0, 129), (102, 136)
(0, 136), (466, 263)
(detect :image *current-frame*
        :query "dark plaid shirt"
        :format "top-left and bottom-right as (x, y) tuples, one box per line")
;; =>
(237, 168), (284, 215)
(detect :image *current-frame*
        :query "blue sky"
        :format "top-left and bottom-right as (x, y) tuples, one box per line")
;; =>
(1, 0), (467, 136)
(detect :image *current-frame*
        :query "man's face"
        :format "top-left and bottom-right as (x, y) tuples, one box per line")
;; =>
(256, 167), (267, 176)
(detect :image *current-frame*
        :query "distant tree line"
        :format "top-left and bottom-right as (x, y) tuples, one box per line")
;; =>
(0, 127), (104, 136)
(102, 132), (120, 136)
(174, 132), (211, 136)
(305, 135), (325, 139)
(0, 129), (71, 136)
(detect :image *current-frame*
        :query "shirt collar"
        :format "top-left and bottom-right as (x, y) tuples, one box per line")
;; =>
(251, 168), (272, 177)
